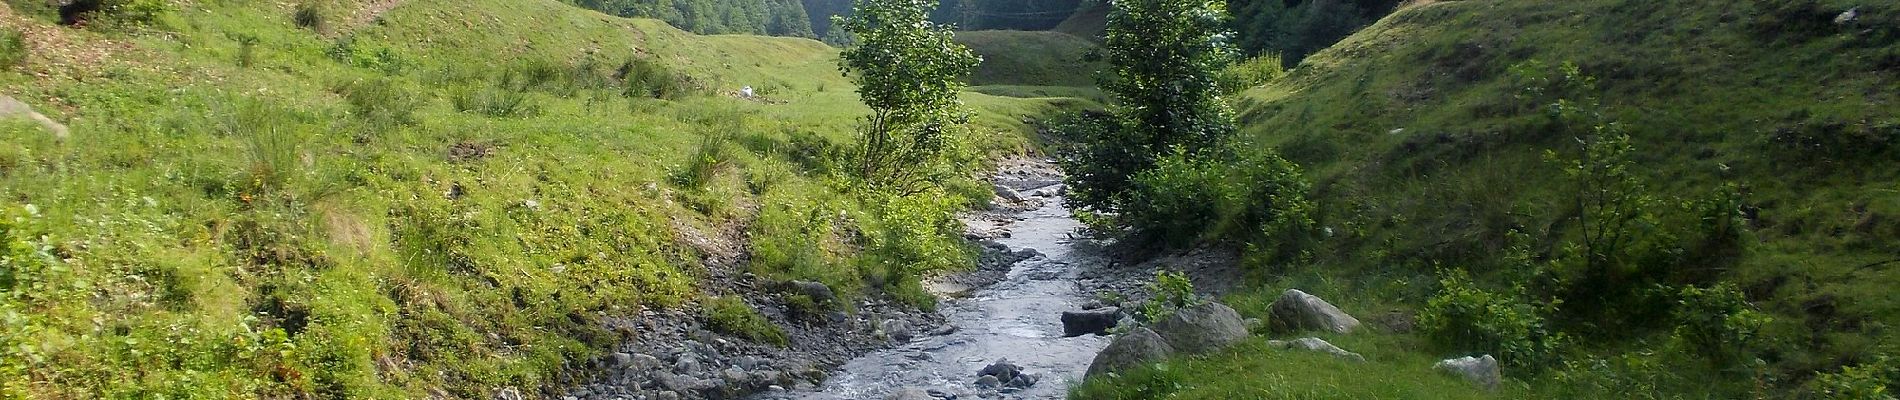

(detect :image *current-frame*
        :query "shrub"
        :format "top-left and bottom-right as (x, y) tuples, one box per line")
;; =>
(1118, 144), (1315, 252)
(0, 29), (24, 69)
(619, 57), (691, 99)
(1420, 268), (1567, 371)
(1219, 53), (1287, 94)
(293, 3), (325, 31)
(1136, 269), (1199, 323)
(704, 296), (789, 346)
(1670, 283), (1771, 366)
(1809, 356), (1897, 400)
(231, 32), (259, 67)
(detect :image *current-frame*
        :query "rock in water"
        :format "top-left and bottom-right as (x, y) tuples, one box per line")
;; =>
(886, 387), (934, 400)
(1266, 337), (1366, 362)
(1434, 355), (1502, 390)
(1061, 307), (1121, 337)
(977, 359), (1022, 383)
(881, 319), (915, 342)
(1267, 289), (1361, 334)
(1086, 327), (1176, 378)
(1152, 302), (1249, 354)
(992, 184), (1026, 202)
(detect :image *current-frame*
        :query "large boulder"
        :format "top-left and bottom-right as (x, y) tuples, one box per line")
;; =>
(789, 280), (836, 304)
(1266, 337), (1365, 362)
(1434, 355), (1502, 390)
(1085, 327), (1175, 378)
(1152, 302), (1249, 354)
(1061, 307), (1121, 337)
(1267, 289), (1361, 334)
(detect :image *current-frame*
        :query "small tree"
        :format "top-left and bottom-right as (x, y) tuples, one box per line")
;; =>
(1065, 0), (1238, 213)
(836, 0), (979, 194)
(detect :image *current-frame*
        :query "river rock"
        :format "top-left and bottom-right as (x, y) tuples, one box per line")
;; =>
(992, 184), (1026, 202)
(882, 319), (915, 342)
(1267, 289), (1361, 334)
(1266, 337), (1365, 362)
(790, 280), (836, 304)
(1061, 307), (1121, 337)
(886, 387), (934, 400)
(977, 359), (1023, 383)
(1086, 327), (1175, 378)
(1434, 355), (1501, 390)
(975, 374), (1001, 388)
(1152, 302), (1249, 354)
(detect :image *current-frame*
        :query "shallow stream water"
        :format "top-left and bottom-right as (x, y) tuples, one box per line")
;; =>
(782, 197), (1111, 399)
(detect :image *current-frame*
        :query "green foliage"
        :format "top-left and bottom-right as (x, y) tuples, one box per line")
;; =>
(1065, 0), (1238, 218)
(704, 296), (789, 346)
(1420, 268), (1567, 372)
(292, 3), (325, 31)
(1810, 356), (1898, 400)
(1670, 283), (1771, 366)
(1136, 269), (1199, 323)
(1218, 53), (1286, 94)
(836, 0), (980, 193)
(1226, 0), (1402, 65)
(619, 57), (691, 100)
(1116, 144), (1315, 251)
(326, 37), (410, 75)
(0, 29), (24, 70)
(567, 0), (816, 37)
(231, 32), (260, 68)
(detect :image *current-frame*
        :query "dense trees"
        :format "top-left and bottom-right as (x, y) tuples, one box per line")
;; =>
(1226, 0), (1403, 65)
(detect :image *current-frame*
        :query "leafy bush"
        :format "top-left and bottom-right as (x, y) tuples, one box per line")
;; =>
(1420, 268), (1567, 371)
(1809, 356), (1897, 400)
(0, 29), (24, 69)
(1219, 53), (1287, 94)
(231, 32), (259, 67)
(1670, 283), (1771, 365)
(1136, 269), (1199, 323)
(1116, 144), (1315, 253)
(619, 57), (691, 100)
(326, 37), (409, 75)
(704, 296), (789, 346)
(293, 3), (325, 31)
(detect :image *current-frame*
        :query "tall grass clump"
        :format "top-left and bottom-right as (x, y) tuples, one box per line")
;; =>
(333, 77), (426, 131)
(292, 3), (324, 31)
(0, 29), (25, 69)
(450, 86), (540, 118)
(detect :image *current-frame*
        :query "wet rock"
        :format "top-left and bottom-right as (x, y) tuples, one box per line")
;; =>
(1267, 289), (1361, 334)
(1152, 302), (1249, 354)
(1086, 327), (1175, 378)
(653, 372), (694, 393)
(656, 391), (681, 400)
(611, 352), (634, 367)
(882, 319), (916, 342)
(791, 280), (836, 304)
(1062, 307), (1121, 337)
(887, 387), (935, 400)
(1434, 355), (1502, 390)
(493, 387), (525, 400)
(977, 359), (1022, 383)
(1006, 373), (1038, 388)
(1266, 337), (1365, 362)
(974, 374), (1001, 388)
(992, 184), (1026, 202)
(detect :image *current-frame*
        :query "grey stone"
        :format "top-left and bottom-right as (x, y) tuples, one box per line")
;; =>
(886, 387), (934, 400)
(492, 387), (525, 400)
(1434, 355), (1502, 390)
(611, 352), (634, 367)
(1269, 337), (1366, 362)
(0, 96), (70, 139)
(791, 280), (836, 303)
(975, 374), (1001, 388)
(882, 319), (915, 342)
(655, 391), (681, 400)
(977, 358), (1022, 382)
(1062, 307), (1121, 337)
(1267, 289), (1361, 334)
(992, 184), (1026, 202)
(1086, 327), (1176, 378)
(1006, 373), (1038, 388)
(653, 372), (693, 393)
(1837, 7), (1859, 25)
(1152, 302), (1249, 354)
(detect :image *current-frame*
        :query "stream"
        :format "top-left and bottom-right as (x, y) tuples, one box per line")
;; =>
(778, 191), (1113, 399)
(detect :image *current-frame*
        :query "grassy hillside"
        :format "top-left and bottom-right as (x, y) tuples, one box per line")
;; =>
(955, 30), (1107, 102)
(1081, 0), (1898, 397)
(0, 0), (1074, 398)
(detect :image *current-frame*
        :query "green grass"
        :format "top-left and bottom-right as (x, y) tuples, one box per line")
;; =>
(0, 0), (1083, 397)
(1076, 0), (1900, 397)
(1072, 333), (1518, 399)
(955, 30), (1106, 89)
